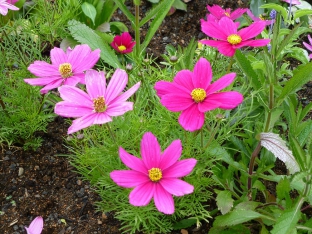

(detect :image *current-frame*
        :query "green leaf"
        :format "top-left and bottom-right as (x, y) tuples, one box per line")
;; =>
(67, 20), (121, 68)
(260, 3), (288, 20)
(141, 0), (175, 53)
(213, 210), (264, 227)
(113, 0), (135, 23)
(81, 2), (97, 25)
(250, 0), (265, 16)
(289, 135), (306, 171)
(270, 200), (302, 234)
(172, 218), (197, 230)
(172, 0), (187, 11)
(276, 176), (291, 202)
(234, 50), (261, 90)
(294, 9), (312, 20)
(277, 62), (312, 104)
(216, 190), (234, 215)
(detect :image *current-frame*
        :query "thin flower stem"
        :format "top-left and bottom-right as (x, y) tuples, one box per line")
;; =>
(200, 128), (203, 148)
(37, 94), (46, 114)
(0, 95), (10, 118)
(247, 142), (262, 199)
(226, 56), (234, 74)
(106, 124), (117, 144)
(134, 3), (141, 58)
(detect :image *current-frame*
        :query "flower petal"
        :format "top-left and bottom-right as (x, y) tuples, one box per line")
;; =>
(58, 85), (92, 106)
(201, 40), (235, 57)
(105, 102), (133, 116)
(235, 39), (270, 48)
(178, 104), (205, 131)
(129, 182), (155, 206)
(119, 147), (147, 174)
(197, 98), (221, 112)
(105, 69), (128, 104)
(25, 216), (43, 234)
(27, 61), (60, 77)
(201, 20), (228, 40)
(50, 47), (68, 65)
(160, 93), (193, 112)
(39, 79), (64, 94)
(111, 82), (140, 103)
(159, 139), (182, 171)
(160, 178), (194, 196)
(110, 170), (149, 188)
(85, 70), (106, 99)
(206, 72), (236, 94)
(206, 92), (244, 109)
(192, 58), (212, 90)
(173, 70), (195, 91)
(141, 132), (161, 169)
(54, 101), (93, 117)
(68, 45), (100, 72)
(163, 158), (197, 178)
(238, 21), (266, 40)
(154, 184), (174, 214)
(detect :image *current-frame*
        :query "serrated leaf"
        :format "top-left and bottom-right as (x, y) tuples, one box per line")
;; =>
(260, 132), (300, 174)
(67, 20), (121, 68)
(216, 190), (233, 214)
(81, 2), (97, 25)
(270, 201), (302, 234)
(213, 210), (264, 227)
(276, 177), (291, 201)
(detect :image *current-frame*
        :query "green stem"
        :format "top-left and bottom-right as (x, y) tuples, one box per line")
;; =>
(226, 56), (234, 74)
(0, 95), (10, 118)
(37, 93), (46, 114)
(134, 3), (140, 58)
(106, 124), (117, 144)
(247, 142), (262, 199)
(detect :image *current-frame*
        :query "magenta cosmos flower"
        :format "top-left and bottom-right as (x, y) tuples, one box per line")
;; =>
(206, 4), (247, 21)
(110, 32), (136, 54)
(0, 0), (19, 15)
(154, 58), (243, 131)
(55, 69), (140, 134)
(25, 216), (43, 234)
(24, 45), (100, 94)
(303, 35), (312, 59)
(200, 16), (270, 57)
(110, 132), (197, 214)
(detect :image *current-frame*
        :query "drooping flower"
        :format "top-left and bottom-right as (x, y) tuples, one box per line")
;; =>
(200, 16), (270, 57)
(246, 9), (274, 26)
(0, 0), (19, 15)
(54, 69), (140, 134)
(154, 58), (244, 131)
(24, 45), (100, 94)
(206, 4), (247, 21)
(281, 0), (301, 5)
(303, 34), (312, 59)
(24, 216), (43, 234)
(110, 32), (136, 54)
(110, 132), (197, 214)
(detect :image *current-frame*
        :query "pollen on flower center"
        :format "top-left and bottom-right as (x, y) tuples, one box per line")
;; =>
(148, 168), (162, 182)
(118, 45), (127, 51)
(191, 88), (207, 103)
(224, 12), (230, 17)
(227, 34), (242, 45)
(59, 63), (73, 78)
(93, 96), (107, 112)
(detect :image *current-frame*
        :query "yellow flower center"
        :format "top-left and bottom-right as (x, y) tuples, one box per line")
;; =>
(59, 63), (73, 78)
(93, 96), (107, 112)
(227, 34), (242, 45)
(224, 12), (230, 17)
(118, 45), (127, 51)
(191, 88), (207, 103)
(148, 168), (162, 182)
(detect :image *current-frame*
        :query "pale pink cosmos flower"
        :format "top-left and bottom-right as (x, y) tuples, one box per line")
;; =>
(246, 9), (274, 26)
(54, 69), (140, 134)
(154, 58), (244, 131)
(0, 0), (19, 15)
(200, 16), (270, 57)
(110, 132), (197, 214)
(24, 216), (43, 234)
(24, 45), (100, 94)
(303, 35), (312, 59)
(206, 4), (247, 21)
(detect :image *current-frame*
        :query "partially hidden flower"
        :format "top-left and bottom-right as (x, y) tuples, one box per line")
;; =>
(54, 69), (140, 134)
(8, 0), (19, 4)
(110, 132), (197, 214)
(111, 32), (136, 54)
(206, 4), (247, 21)
(281, 0), (301, 5)
(154, 58), (244, 131)
(200, 16), (270, 57)
(0, 0), (19, 15)
(25, 216), (43, 234)
(247, 9), (274, 26)
(24, 45), (100, 94)
(303, 34), (312, 59)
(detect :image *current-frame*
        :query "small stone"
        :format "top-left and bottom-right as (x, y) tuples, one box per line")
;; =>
(3, 156), (9, 161)
(18, 167), (24, 176)
(102, 212), (108, 219)
(13, 225), (18, 231)
(9, 163), (16, 170)
(97, 220), (102, 225)
(34, 165), (40, 170)
(6, 150), (12, 155)
(181, 229), (188, 234)
(35, 194), (40, 198)
(77, 180), (82, 186)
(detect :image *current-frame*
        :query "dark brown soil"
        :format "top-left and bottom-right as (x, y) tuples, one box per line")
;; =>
(2, 0), (312, 234)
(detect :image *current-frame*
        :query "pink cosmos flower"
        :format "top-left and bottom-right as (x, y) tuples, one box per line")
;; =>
(110, 132), (197, 214)
(24, 45), (100, 94)
(0, 0), (19, 15)
(111, 32), (136, 54)
(8, 0), (19, 4)
(54, 69), (140, 134)
(154, 58), (243, 131)
(247, 9), (274, 26)
(281, 0), (301, 4)
(206, 4), (247, 21)
(303, 34), (312, 59)
(200, 16), (270, 57)
(24, 216), (43, 234)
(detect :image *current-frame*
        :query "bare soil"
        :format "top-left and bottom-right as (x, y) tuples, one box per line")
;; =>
(2, 0), (312, 234)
